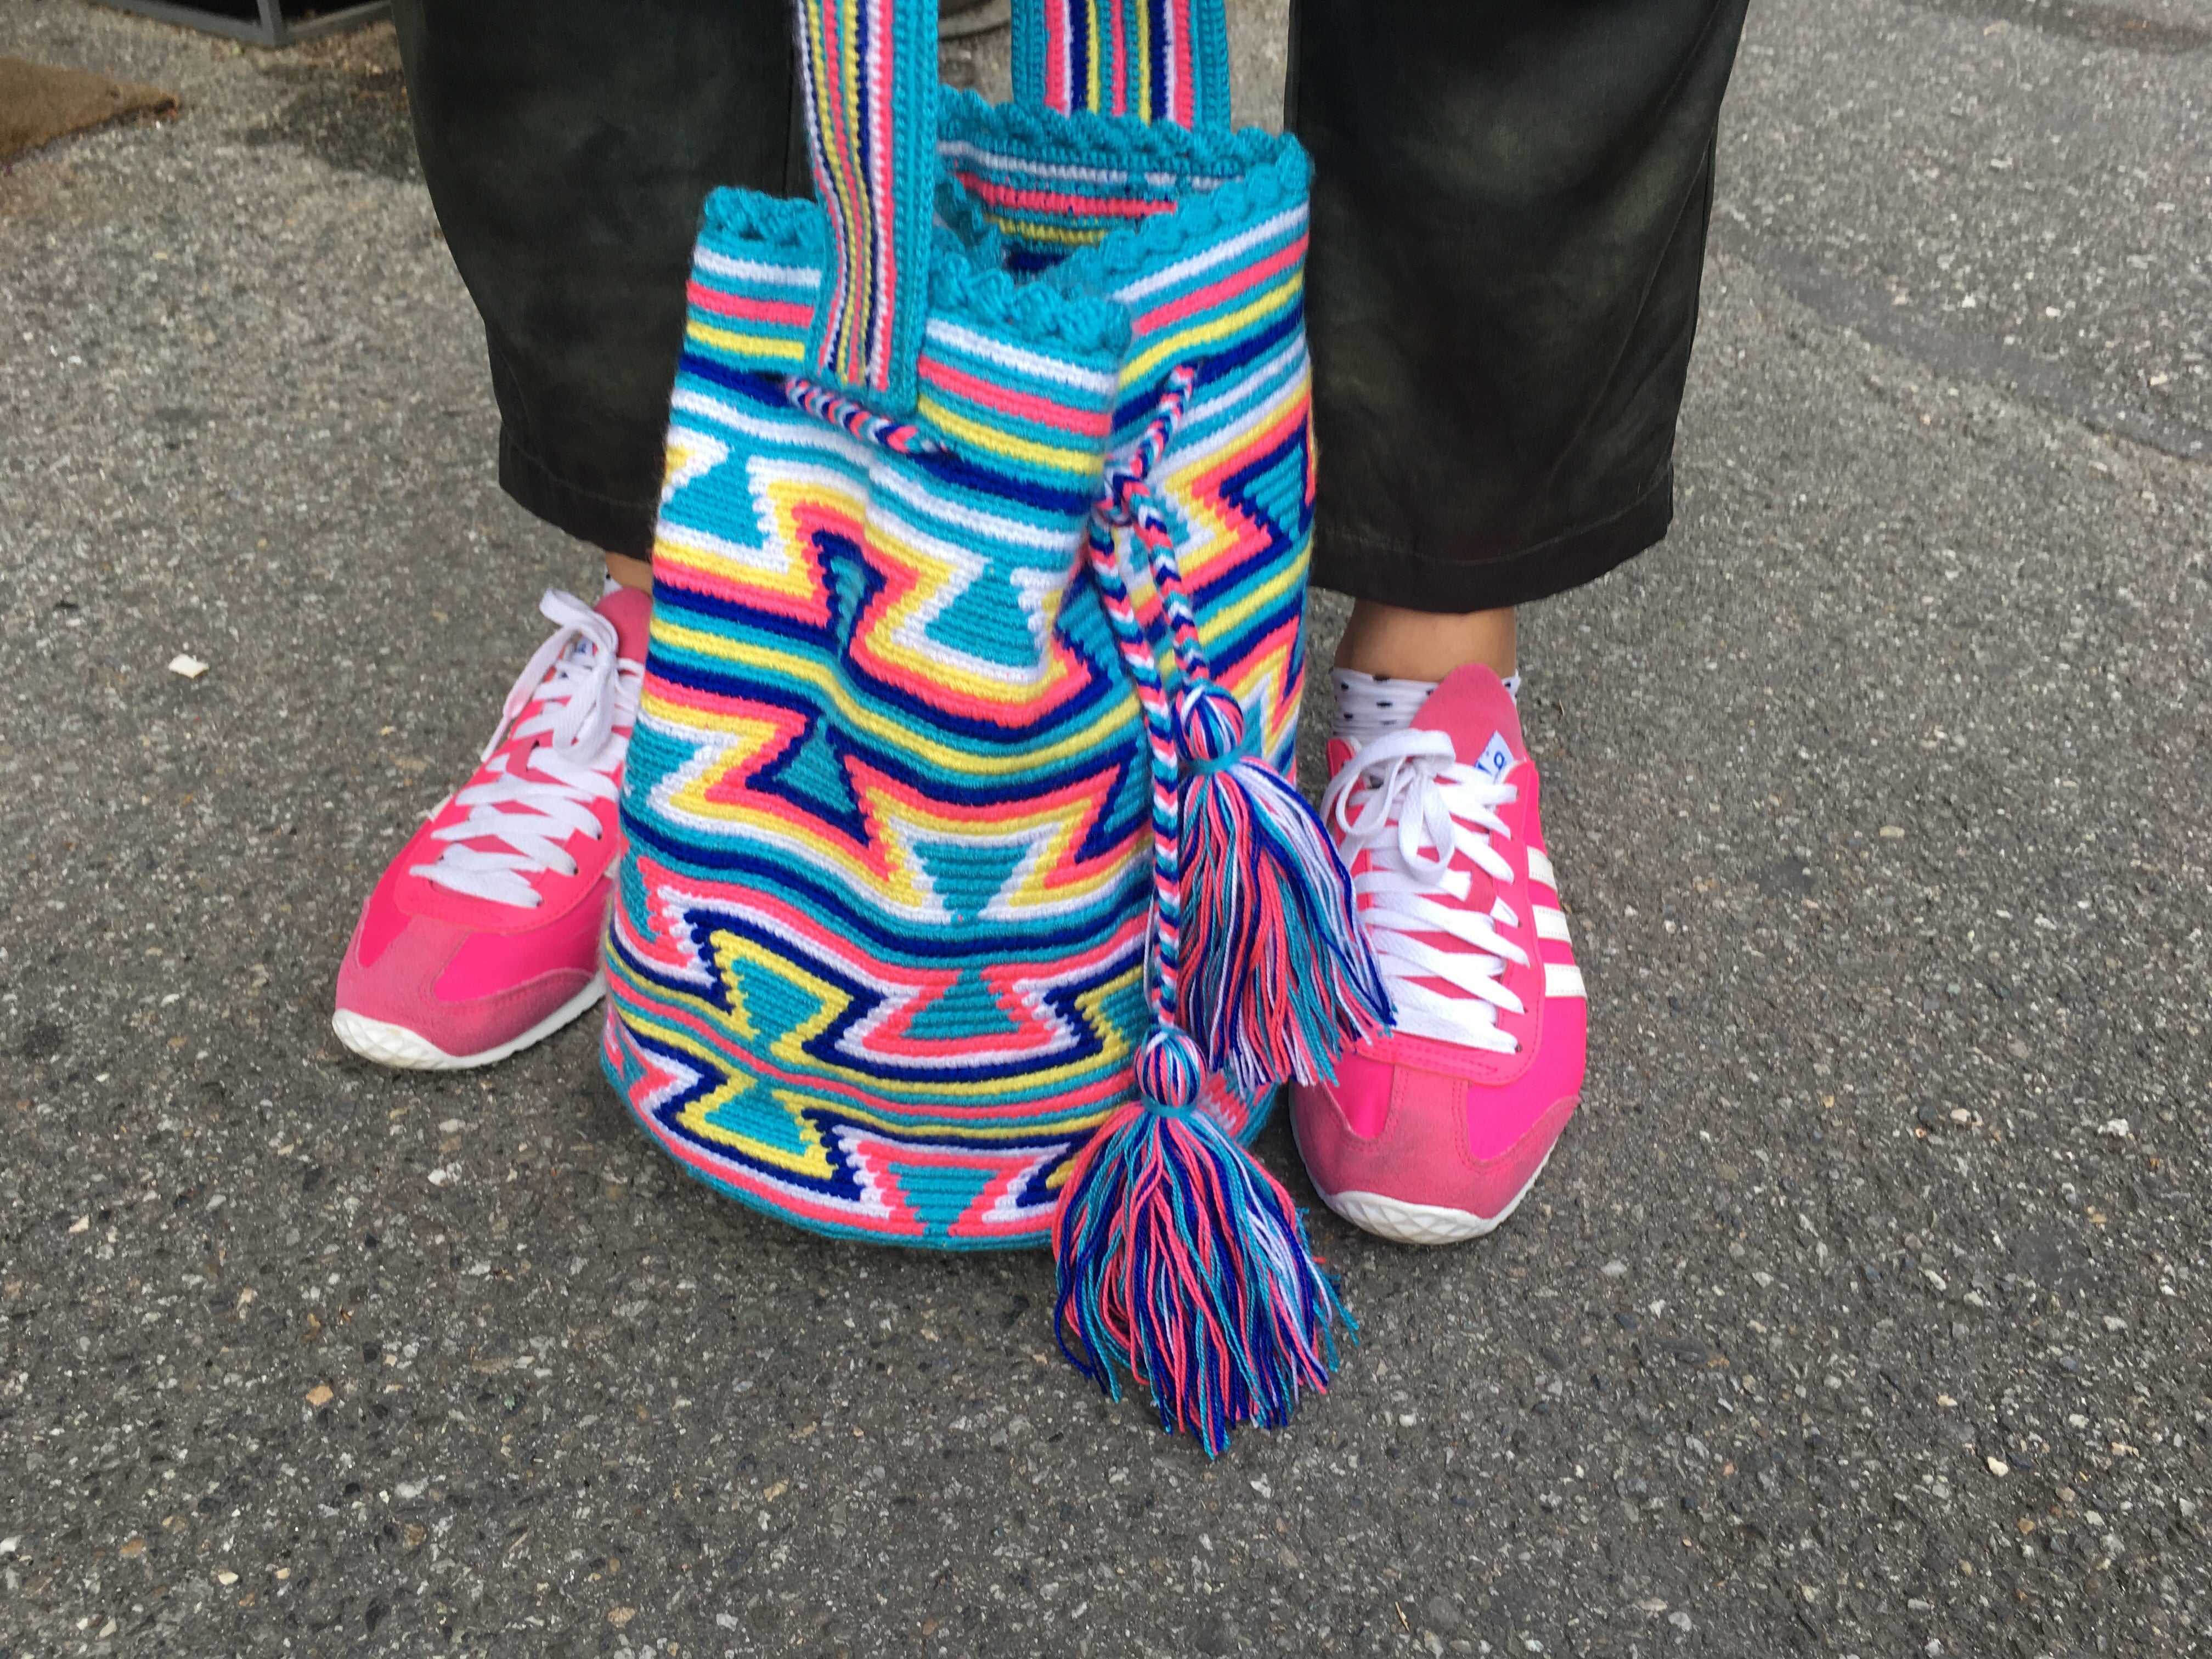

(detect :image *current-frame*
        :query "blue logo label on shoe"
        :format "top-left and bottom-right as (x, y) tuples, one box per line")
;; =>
(1473, 731), (1517, 782)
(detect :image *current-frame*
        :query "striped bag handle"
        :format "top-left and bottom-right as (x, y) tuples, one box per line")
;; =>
(791, 0), (1232, 411)
(790, 0), (940, 411)
(1012, 0), (1233, 132)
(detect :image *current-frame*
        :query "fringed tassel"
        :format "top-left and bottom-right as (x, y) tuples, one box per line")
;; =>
(1173, 684), (1392, 1098)
(1052, 1030), (1352, 1457)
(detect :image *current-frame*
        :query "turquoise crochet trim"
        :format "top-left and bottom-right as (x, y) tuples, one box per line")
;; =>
(695, 185), (1132, 372)
(698, 187), (826, 252)
(935, 92), (1310, 304)
(927, 223), (1132, 361)
(939, 87), (1283, 183)
(1043, 139), (1310, 293)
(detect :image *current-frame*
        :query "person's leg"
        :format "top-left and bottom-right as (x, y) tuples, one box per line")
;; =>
(1333, 605), (1516, 685)
(1286, 0), (1748, 1243)
(336, 1), (803, 1068)
(390, 0), (807, 588)
(1294, 0), (1750, 676)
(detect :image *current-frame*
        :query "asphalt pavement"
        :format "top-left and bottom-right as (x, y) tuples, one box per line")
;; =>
(2, 2), (2208, 1656)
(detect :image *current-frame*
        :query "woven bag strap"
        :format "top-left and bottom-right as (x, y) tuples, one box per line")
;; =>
(1012, 0), (1233, 132)
(791, 0), (939, 410)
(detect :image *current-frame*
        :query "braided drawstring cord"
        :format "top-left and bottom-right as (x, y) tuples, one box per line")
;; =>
(783, 364), (1370, 1454)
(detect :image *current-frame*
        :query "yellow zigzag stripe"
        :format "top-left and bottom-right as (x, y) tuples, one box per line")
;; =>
(659, 447), (1089, 712)
(686, 320), (807, 363)
(610, 945), (1144, 1117)
(1125, 270), (1302, 383)
(915, 394), (1098, 475)
(617, 1005), (839, 1181)
(663, 738), (1136, 920)
(981, 213), (1112, 249)
(644, 626), (1135, 779)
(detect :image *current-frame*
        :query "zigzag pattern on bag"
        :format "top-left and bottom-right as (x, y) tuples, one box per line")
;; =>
(605, 114), (1318, 1248)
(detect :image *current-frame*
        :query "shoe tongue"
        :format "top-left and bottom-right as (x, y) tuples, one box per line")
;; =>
(1411, 663), (1525, 780)
(594, 585), (654, 662)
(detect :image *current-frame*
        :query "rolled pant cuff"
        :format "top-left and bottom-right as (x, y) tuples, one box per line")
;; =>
(498, 426), (658, 560)
(1308, 467), (1674, 615)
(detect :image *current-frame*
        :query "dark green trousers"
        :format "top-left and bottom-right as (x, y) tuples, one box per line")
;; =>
(392, 0), (1747, 612)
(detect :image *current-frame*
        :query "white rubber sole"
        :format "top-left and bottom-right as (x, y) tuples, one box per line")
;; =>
(332, 976), (606, 1071)
(1316, 1146), (1554, 1246)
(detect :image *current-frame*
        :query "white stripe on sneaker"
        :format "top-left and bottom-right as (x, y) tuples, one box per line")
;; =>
(1545, 962), (1586, 1000)
(1534, 905), (1573, 943)
(1527, 847), (1557, 889)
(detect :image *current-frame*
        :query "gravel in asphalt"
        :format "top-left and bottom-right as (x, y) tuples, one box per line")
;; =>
(2, 2), (2208, 1656)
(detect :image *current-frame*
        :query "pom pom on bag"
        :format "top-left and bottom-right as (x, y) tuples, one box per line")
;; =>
(605, 0), (1386, 1452)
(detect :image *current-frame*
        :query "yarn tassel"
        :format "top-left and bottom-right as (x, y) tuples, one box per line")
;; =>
(1173, 683), (1392, 1098)
(1053, 1030), (1353, 1457)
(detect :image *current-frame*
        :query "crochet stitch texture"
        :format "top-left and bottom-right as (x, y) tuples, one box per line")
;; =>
(603, 88), (1319, 1248)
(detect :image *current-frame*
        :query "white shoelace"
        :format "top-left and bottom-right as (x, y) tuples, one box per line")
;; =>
(1320, 728), (1531, 1052)
(411, 589), (644, 908)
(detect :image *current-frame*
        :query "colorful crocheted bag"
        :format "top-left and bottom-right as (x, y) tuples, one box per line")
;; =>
(602, 0), (1389, 1451)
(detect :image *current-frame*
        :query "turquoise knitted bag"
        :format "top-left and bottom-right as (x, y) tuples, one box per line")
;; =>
(603, 0), (1388, 1451)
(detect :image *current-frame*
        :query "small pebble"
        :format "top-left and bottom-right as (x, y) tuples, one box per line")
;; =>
(1601, 1260), (1628, 1278)
(167, 653), (208, 679)
(1987, 1456), (2010, 1477)
(306, 1385), (334, 1407)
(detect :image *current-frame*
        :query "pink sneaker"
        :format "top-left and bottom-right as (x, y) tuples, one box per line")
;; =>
(1290, 665), (1587, 1244)
(332, 587), (649, 1069)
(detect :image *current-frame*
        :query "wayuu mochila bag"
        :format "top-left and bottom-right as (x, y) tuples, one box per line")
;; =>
(602, 0), (1390, 1451)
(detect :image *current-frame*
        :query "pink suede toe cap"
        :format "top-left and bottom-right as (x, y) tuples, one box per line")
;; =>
(335, 891), (602, 1061)
(1292, 1042), (1582, 1224)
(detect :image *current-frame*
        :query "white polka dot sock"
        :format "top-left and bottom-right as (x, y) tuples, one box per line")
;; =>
(1331, 666), (1518, 748)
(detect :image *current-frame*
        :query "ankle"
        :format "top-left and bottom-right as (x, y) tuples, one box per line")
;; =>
(604, 552), (653, 595)
(1334, 601), (1516, 684)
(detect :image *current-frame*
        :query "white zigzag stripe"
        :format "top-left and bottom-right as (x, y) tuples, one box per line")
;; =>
(669, 386), (1087, 554)
(662, 438), (1075, 690)
(692, 247), (820, 288)
(922, 318), (1122, 396)
(1112, 204), (1308, 306)
(624, 877), (1137, 1075)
